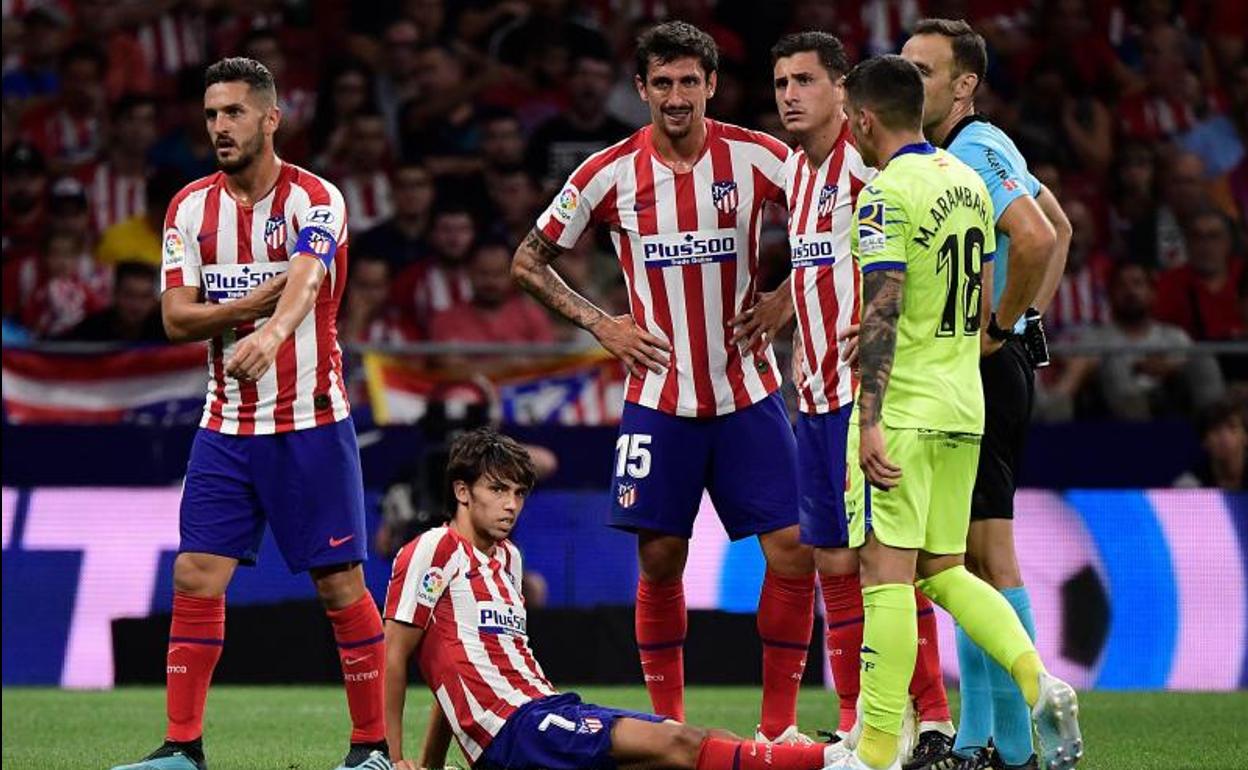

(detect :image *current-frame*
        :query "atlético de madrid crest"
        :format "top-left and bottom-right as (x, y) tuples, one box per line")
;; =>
(617, 482), (638, 509)
(712, 180), (738, 216)
(264, 215), (287, 250)
(817, 184), (839, 218)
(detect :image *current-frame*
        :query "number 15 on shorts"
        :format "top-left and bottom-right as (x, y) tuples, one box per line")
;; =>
(615, 433), (652, 479)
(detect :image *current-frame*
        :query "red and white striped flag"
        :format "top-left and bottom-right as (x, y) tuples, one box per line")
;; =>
(2, 345), (206, 424)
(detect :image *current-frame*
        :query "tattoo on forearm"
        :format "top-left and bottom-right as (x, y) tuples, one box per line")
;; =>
(516, 228), (607, 330)
(522, 227), (563, 263)
(857, 269), (904, 427)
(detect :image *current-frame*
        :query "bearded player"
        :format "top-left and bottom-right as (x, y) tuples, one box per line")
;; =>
(768, 32), (955, 769)
(902, 20), (1072, 770)
(111, 58), (390, 770)
(512, 21), (816, 743)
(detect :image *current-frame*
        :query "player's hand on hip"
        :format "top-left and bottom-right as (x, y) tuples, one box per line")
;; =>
(225, 327), (281, 382)
(590, 313), (671, 378)
(729, 289), (794, 354)
(859, 423), (902, 491)
(241, 273), (287, 320)
(838, 323), (860, 368)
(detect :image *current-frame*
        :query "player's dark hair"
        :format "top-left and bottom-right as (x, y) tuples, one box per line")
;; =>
(635, 21), (718, 80)
(204, 57), (277, 105)
(912, 18), (987, 88)
(844, 55), (925, 132)
(770, 31), (850, 79)
(444, 429), (537, 515)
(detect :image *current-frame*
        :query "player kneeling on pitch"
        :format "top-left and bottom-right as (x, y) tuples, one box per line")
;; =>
(381, 429), (853, 770)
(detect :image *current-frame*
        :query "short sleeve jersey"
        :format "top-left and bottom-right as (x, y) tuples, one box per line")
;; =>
(851, 143), (997, 435)
(161, 162), (352, 434)
(384, 526), (555, 762)
(943, 117), (1041, 310)
(533, 119), (791, 418)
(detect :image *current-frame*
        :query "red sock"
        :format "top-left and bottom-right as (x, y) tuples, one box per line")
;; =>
(820, 573), (863, 734)
(166, 592), (225, 742)
(696, 737), (827, 770)
(327, 594), (387, 744)
(910, 589), (951, 723)
(757, 570), (815, 739)
(636, 577), (686, 721)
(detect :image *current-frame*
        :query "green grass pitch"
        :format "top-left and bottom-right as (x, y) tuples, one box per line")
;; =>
(3, 685), (1245, 769)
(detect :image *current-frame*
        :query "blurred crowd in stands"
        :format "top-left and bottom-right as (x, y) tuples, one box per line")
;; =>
(1, 0), (1245, 444)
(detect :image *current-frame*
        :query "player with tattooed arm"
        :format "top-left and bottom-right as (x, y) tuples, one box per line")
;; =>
(512, 21), (817, 742)
(820, 56), (1082, 770)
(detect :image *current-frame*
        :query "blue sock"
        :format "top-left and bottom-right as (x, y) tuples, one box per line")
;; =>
(988, 586), (1038, 766)
(953, 623), (993, 757)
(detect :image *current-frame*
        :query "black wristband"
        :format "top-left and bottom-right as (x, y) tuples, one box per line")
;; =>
(986, 313), (1013, 342)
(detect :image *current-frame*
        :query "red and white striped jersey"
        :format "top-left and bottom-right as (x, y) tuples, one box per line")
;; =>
(385, 526), (556, 763)
(161, 161), (352, 435)
(340, 172), (394, 233)
(785, 123), (874, 414)
(81, 162), (147, 234)
(535, 119), (790, 417)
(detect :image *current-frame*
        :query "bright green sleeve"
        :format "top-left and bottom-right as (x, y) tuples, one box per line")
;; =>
(853, 182), (911, 274)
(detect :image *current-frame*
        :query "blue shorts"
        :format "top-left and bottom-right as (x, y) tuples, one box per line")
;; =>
(608, 391), (798, 541)
(796, 405), (853, 548)
(179, 417), (368, 573)
(477, 692), (663, 770)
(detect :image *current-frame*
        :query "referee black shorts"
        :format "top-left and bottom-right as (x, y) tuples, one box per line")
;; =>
(971, 337), (1034, 520)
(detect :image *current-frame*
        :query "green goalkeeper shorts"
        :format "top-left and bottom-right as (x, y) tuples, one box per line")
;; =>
(846, 425), (982, 554)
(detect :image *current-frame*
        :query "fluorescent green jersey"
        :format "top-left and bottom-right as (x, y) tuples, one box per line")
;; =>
(850, 143), (997, 434)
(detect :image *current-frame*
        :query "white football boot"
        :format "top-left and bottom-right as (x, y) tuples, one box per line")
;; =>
(1031, 672), (1083, 770)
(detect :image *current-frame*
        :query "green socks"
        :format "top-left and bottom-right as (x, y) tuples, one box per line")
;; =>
(858, 584), (917, 769)
(917, 566), (1042, 706)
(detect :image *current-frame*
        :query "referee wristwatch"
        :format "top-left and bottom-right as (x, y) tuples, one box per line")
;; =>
(986, 313), (1014, 342)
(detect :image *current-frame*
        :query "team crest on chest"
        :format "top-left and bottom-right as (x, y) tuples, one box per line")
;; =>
(817, 184), (839, 218)
(711, 180), (738, 216)
(264, 215), (287, 250)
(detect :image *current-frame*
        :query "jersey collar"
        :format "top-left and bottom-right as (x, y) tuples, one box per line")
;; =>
(938, 114), (991, 149)
(890, 141), (936, 161)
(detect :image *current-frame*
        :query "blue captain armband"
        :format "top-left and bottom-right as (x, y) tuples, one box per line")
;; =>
(294, 226), (338, 267)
